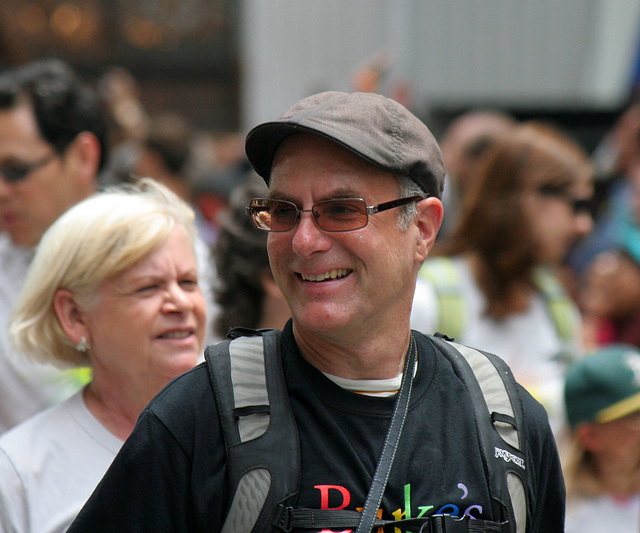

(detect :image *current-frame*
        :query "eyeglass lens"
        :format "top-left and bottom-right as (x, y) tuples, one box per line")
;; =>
(570, 198), (592, 214)
(0, 154), (55, 183)
(249, 198), (369, 232)
(537, 185), (592, 215)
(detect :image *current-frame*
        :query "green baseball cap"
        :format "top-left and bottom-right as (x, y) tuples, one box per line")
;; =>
(564, 344), (640, 429)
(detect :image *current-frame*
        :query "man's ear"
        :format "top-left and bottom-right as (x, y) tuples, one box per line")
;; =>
(53, 289), (90, 346)
(65, 131), (101, 189)
(414, 197), (444, 263)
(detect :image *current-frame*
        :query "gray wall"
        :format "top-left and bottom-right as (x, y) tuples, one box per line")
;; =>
(240, 0), (640, 131)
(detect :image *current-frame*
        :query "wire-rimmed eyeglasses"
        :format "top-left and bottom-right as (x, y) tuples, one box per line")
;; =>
(246, 195), (426, 233)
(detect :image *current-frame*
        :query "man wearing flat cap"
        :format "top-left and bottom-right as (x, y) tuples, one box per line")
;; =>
(69, 92), (564, 532)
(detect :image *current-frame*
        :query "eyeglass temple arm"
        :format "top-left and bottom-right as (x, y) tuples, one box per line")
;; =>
(367, 195), (427, 215)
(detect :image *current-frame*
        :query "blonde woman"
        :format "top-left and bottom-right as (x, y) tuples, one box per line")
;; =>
(0, 179), (207, 533)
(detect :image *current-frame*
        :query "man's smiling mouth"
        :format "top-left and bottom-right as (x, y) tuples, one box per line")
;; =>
(300, 269), (351, 282)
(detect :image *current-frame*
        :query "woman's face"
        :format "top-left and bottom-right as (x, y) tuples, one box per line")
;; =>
(523, 178), (593, 264)
(80, 227), (206, 395)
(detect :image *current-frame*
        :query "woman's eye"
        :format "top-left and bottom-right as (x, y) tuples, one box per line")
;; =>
(137, 284), (159, 293)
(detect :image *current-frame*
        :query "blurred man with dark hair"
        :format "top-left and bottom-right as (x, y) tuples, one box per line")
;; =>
(0, 58), (108, 433)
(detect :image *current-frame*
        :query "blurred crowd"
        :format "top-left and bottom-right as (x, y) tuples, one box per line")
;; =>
(2, 56), (640, 531)
(413, 99), (640, 530)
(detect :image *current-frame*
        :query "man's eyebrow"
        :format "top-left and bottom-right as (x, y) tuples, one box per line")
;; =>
(325, 188), (362, 199)
(268, 188), (363, 203)
(267, 192), (291, 201)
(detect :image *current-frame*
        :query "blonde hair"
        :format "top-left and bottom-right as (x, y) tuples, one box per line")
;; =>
(10, 178), (196, 367)
(562, 437), (602, 500)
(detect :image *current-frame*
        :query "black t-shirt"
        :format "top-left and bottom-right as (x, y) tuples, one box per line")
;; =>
(69, 323), (565, 532)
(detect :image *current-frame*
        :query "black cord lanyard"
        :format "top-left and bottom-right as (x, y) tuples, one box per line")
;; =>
(355, 335), (417, 533)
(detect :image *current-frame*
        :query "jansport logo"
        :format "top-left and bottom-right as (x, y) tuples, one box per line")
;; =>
(494, 447), (525, 470)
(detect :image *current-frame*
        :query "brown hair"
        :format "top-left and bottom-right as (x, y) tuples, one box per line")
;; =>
(441, 121), (593, 318)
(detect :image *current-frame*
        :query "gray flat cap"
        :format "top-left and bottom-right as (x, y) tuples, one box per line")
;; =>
(244, 91), (445, 198)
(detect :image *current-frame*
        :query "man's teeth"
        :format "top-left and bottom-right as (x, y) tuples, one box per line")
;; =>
(302, 269), (349, 282)
(160, 331), (191, 339)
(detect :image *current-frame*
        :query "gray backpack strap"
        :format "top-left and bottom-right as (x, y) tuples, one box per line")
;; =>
(205, 328), (299, 533)
(429, 334), (527, 533)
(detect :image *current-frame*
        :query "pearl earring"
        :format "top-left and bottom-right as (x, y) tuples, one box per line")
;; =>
(76, 336), (90, 352)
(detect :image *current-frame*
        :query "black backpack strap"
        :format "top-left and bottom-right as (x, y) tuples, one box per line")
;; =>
(430, 335), (527, 533)
(205, 328), (300, 533)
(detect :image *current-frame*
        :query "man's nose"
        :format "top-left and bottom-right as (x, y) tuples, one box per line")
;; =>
(291, 210), (331, 256)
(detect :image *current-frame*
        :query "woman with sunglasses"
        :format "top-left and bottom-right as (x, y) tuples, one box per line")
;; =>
(412, 121), (594, 436)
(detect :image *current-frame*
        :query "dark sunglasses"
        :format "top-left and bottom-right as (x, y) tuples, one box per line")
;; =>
(246, 195), (426, 232)
(0, 153), (57, 183)
(536, 185), (592, 215)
